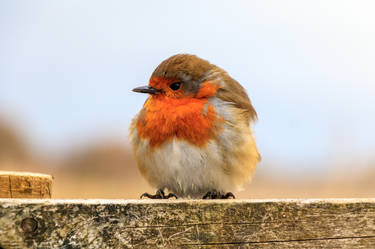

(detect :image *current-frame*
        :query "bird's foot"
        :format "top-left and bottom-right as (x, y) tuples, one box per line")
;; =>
(202, 190), (235, 199)
(140, 189), (178, 199)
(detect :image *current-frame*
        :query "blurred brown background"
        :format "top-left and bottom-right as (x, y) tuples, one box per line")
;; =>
(1, 116), (374, 199)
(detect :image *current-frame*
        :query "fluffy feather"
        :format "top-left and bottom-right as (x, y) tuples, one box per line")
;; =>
(129, 54), (260, 198)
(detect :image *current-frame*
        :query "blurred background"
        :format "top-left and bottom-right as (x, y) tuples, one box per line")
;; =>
(1, 1), (374, 199)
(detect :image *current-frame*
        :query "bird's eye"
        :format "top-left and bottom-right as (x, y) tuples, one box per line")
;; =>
(169, 82), (181, 91)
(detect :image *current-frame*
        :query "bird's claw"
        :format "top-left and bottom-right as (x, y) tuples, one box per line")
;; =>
(140, 189), (178, 199)
(202, 190), (235, 199)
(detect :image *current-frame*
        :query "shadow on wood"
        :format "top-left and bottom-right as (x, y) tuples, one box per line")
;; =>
(0, 199), (375, 248)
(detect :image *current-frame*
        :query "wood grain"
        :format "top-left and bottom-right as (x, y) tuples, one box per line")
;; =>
(0, 199), (374, 248)
(0, 171), (52, 198)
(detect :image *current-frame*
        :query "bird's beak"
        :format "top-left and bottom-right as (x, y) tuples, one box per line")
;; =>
(132, 85), (160, 94)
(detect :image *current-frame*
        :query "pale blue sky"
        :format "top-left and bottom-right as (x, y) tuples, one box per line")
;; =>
(1, 1), (375, 173)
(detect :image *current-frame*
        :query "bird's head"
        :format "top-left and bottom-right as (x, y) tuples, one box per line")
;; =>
(133, 54), (221, 99)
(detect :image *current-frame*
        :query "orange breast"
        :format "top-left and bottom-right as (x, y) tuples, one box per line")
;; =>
(136, 96), (223, 148)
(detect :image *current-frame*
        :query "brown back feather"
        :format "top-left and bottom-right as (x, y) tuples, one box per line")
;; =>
(215, 71), (257, 123)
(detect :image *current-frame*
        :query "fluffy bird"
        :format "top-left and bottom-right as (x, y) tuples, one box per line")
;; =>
(129, 54), (260, 199)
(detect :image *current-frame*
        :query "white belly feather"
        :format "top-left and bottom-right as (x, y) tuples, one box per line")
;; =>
(135, 137), (233, 198)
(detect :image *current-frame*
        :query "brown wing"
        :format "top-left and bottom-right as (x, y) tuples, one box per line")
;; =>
(216, 72), (257, 123)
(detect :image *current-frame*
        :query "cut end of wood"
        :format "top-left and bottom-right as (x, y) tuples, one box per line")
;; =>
(0, 170), (53, 199)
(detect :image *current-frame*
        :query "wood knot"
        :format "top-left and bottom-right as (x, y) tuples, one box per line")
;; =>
(21, 217), (38, 234)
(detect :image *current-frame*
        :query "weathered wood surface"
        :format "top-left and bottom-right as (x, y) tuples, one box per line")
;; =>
(0, 199), (374, 248)
(0, 171), (52, 198)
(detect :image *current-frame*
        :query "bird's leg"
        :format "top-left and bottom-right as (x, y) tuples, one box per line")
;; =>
(202, 190), (235, 199)
(140, 189), (178, 199)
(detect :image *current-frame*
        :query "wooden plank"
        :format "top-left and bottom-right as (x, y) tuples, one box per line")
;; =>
(0, 175), (11, 198)
(0, 199), (374, 248)
(0, 171), (52, 198)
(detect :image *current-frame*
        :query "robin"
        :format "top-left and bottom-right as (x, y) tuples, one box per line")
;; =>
(129, 54), (260, 199)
